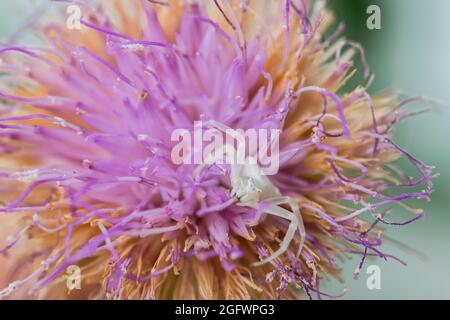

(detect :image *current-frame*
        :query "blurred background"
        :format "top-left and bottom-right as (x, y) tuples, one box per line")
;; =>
(326, 0), (450, 299)
(0, 0), (449, 299)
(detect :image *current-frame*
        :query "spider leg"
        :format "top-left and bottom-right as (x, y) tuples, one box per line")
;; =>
(197, 120), (248, 185)
(202, 120), (243, 141)
(285, 197), (306, 257)
(252, 202), (298, 266)
(193, 144), (236, 180)
(261, 196), (306, 257)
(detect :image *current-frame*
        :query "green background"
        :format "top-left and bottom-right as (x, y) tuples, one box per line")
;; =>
(0, 0), (449, 299)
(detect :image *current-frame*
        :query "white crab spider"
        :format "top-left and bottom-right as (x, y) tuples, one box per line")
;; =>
(193, 120), (306, 266)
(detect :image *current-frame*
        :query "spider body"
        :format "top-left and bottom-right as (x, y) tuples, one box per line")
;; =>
(194, 120), (305, 266)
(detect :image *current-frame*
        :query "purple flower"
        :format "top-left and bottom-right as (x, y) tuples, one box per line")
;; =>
(0, 0), (434, 299)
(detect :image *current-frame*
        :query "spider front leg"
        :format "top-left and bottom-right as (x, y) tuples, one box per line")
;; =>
(193, 143), (238, 181)
(252, 196), (305, 266)
(201, 120), (242, 141)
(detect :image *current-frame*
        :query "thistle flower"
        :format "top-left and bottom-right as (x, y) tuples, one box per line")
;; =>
(0, 0), (434, 299)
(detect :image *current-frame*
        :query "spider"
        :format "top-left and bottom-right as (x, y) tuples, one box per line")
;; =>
(193, 120), (305, 266)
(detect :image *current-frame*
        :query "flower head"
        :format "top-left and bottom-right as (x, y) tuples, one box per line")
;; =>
(0, 0), (434, 299)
